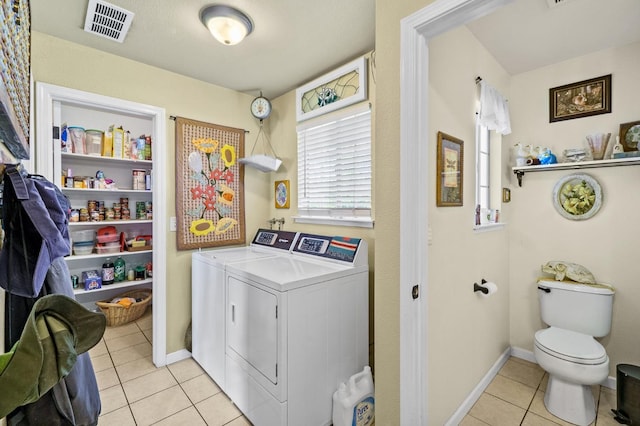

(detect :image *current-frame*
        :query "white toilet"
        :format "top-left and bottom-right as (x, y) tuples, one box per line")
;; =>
(534, 279), (614, 426)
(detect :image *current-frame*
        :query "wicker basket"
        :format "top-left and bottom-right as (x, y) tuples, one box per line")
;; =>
(96, 289), (152, 327)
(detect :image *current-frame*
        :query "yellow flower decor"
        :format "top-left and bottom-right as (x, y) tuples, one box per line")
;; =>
(190, 219), (215, 236)
(220, 144), (236, 168)
(561, 180), (596, 216)
(186, 136), (238, 239)
(192, 138), (219, 154)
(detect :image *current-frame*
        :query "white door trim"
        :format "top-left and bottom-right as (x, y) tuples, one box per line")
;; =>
(399, 0), (513, 423)
(35, 82), (168, 367)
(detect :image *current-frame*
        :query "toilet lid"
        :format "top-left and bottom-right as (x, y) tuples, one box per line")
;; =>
(535, 327), (607, 365)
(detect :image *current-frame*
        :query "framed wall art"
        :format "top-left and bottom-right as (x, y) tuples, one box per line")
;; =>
(619, 120), (640, 152)
(436, 131), (463, 207)
(549, 74), (611, 123)
(175, 116), (246, 250)
(275, 180), (290, 209)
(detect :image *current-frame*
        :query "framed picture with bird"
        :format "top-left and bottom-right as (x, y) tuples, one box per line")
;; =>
(436, 131), (464, 207)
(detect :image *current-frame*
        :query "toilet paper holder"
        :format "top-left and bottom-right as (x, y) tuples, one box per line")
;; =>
(474, 279), (489, 294)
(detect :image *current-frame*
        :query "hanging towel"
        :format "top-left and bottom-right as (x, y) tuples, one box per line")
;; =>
(479, 81), (512, 135)
(0, 294), (106, 419)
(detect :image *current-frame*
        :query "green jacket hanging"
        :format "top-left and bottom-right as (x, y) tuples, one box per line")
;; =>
(0, 294), (106, 418)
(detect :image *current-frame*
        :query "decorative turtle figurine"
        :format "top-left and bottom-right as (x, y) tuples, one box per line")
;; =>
(541, 261), (596, 284)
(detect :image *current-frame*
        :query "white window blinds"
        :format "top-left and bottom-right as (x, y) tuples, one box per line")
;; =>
(297, 104), (371, 220)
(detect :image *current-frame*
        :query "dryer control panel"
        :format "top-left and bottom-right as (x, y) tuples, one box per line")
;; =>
(251, 229), (298, 251)
(293, 233), (366, 265)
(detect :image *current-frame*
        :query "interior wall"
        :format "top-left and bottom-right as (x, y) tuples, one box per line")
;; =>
(270, 56), (376, 358)
(374, 0), (431, 422)
(30, 32), (272, 354)
(508, 41), (640, 375)
(427, 25), (512, 424)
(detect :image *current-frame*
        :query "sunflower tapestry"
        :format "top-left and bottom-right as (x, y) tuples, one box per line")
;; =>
(175, 117), (245, 250)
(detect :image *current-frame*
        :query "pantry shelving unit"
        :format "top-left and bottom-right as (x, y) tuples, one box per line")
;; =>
(35, 82), (168, 366)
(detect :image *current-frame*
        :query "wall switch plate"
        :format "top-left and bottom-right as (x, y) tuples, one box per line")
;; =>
(169, 216), (177, 232)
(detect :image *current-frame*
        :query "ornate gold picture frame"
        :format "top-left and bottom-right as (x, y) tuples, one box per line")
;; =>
(436, 131), (464, 207)
(275, 180), (290, 209)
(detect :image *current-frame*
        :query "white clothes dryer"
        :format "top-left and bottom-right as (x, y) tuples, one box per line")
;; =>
(191, 229), (297, 389)
(223, 233), (369, 426)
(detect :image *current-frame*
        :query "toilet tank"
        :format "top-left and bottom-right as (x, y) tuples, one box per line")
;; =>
(538, 279), (614, 337)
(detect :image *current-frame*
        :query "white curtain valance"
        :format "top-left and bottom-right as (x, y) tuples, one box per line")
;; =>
(478, 81), (511, 135)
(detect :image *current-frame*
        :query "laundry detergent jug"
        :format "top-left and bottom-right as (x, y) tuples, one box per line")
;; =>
(332, 366), (375, 426)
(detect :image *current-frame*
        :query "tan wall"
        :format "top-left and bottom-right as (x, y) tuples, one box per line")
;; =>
(425, 26), (512, 424)
(31, 32), (271, 354)
(507, 41), (640, 375)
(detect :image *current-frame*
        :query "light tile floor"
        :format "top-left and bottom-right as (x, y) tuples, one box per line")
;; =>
(90, 309), (251, 425)
(91, 313), (619, 426)
(462, 357), (620, 426)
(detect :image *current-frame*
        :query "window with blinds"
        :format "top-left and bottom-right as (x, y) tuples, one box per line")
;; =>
(296, 104), (372, 226)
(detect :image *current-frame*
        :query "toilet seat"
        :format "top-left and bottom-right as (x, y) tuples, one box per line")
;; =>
(535, 327), (607, 365)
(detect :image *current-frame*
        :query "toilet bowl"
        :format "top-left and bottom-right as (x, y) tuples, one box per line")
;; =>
(534, 327), (609, 425)
(534, 279), (614, 425)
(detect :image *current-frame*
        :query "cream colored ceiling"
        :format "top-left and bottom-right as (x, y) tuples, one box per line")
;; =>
(30, 0), (375, 99)
(30, 0), (640, 99)
(467, 0), (640, 76)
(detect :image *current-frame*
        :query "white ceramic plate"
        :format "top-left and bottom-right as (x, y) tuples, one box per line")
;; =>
(552, 173), (602, 220)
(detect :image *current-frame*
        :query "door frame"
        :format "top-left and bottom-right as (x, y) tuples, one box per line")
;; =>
(35, 82), (168, 367)
(399, 0), (512, 423)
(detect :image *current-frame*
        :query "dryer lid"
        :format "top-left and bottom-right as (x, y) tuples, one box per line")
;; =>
(535, 327), (607, 365)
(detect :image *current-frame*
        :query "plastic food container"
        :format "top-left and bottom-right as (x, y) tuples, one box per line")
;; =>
(71, 229), (95, 243)
(68, 126), (86, 154)
(85, 129), (104, 156)
(97, 226), (119, 243)
(96, 242), (121, 254)
(73, 243), (94, 256)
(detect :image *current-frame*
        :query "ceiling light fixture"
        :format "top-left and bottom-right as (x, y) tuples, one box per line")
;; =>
(200, 5), (253, 46)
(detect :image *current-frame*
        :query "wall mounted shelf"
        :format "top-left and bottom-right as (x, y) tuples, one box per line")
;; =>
(512, 157), (640, 186)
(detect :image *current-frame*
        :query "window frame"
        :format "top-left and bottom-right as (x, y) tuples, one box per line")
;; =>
(294, 103), (373, 228)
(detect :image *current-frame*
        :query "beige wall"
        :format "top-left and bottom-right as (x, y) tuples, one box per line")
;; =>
(507, 41), (640, 375)
(426, 26), (512, 424)
(31, 32), (271, 354)
(374, 1), (421, 422)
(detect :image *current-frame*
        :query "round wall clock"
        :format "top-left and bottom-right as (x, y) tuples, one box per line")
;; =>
(552, 173), (602, 220)
(250, 95), (272, 120)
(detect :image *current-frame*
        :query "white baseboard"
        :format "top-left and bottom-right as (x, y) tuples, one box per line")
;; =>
(446, 346), (617, 424)
(165, 349), (192, 365)
(510, 346), (536, 363)
(444, 347), (511, 425)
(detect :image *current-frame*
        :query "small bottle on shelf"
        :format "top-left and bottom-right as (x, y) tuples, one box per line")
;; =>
(102, 258), (115, 285)
(114, 256), (126, 282)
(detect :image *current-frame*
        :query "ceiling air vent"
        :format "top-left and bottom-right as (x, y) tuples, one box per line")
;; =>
(84, 0), (134, 43)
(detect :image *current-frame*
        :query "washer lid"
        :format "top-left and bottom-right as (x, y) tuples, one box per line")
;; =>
(535, 327), (607, 365)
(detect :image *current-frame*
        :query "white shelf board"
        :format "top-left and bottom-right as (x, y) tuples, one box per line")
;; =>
(512, 157), (640, 186)
(74, 278), (152, 296)
(67, 249), (152, 261)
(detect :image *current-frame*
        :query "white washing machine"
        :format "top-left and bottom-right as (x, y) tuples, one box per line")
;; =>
(223, 233), (369, 426)
(191, 229), (298, 389)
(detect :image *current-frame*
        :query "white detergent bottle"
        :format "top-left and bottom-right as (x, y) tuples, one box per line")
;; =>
(332, 366), (375, 426)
